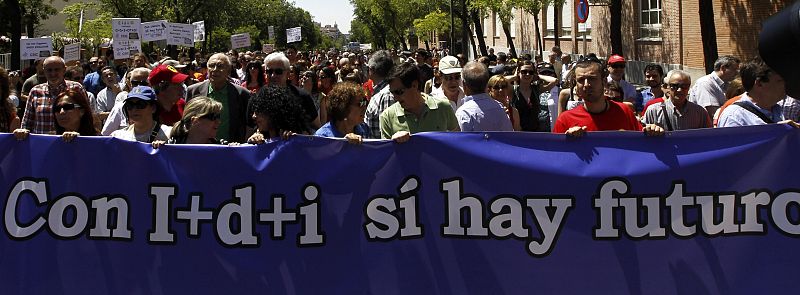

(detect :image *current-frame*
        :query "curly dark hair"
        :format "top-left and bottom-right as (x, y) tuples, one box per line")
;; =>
(54, 90), (97, 136)
(248, 85), (309, 134)
(327, 82), (365, 123)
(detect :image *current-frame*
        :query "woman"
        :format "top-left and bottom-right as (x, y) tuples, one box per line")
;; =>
(317, 67), (337, 124)
(558, 67), (582, 115)
(299, 70), (322, 112)
(511, 60), (558, 132)
(159, 97), (224, 144)
(314, 82), (370, 143)
(13, 89), (95, 142)
(487, 75), (521, 131)
(240, 61), (266, 93)
(0, 67), (21, 133)
(110, 86), (171, 143)
(247, 85), (310, 144)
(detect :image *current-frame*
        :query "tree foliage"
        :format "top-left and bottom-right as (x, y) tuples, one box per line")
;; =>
(61, 2), (113, 54)
(413, 10), (450, 42)
(351, 0), (442, 49)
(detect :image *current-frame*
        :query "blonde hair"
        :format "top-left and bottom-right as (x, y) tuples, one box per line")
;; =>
(487, 75), (508, 89)
(170, 96), (223, 142)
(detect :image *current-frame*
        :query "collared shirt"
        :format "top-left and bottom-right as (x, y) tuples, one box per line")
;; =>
(456, 93), (513, 132)
(207, 83), (230, 141)
(718, 93), (784, 127)
(379, 93), (459, 139)
(779, 96), (800, 122)
(83, 71), (104, 96)
(431, 86), (466, 111)
(606, 77), (637, 102)
(643, 98), (712, 130)
(21, 80), (87, 134)
(638, 87), (658, 113)
(314, 122), (370, 138)
(689, 73), (727, 107)
(96, 87), (119, 112)
(364, 86), (395, 139)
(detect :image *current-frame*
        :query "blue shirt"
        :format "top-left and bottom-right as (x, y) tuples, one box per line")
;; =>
(83, 71), (104, 96)
(638, 87), (657, 113)
(455, 93), (513, 132)
(717, 93), (784, 127)
(315, 122), (371, 138)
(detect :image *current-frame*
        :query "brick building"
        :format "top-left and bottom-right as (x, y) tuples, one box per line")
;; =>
(471, 0), (793, 83)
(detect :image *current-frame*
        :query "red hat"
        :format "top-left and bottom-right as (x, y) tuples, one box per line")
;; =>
(608, 54), (626, 65)
(149, 64), (189, 85)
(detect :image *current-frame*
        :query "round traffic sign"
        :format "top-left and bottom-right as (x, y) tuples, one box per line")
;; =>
(577, 0), (590, 23)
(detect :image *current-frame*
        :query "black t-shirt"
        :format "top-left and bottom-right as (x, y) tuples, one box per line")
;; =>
(288, 85), (319, 128)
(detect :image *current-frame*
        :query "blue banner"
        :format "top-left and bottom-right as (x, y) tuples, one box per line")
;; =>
(1, 125), (799, 294)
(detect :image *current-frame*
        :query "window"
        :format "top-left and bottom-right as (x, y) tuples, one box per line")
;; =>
(546, 5), (555, 37)
(495, 12), (502, 37)
(510, 9), (516, 38)
(561, 1), (572, 37)
(640, 0), (662, 39)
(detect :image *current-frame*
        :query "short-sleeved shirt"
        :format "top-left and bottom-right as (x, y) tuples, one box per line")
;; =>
(21, 80), (88, 134)
(455, 93), (513, 132)
(83, 71), (104, 96)
(607, 77), (637, 102)
(365, 86), (395, 139)
(643, 98), (711, 130)
(314, 122), (370, 138)
(379, 93), (459, 139)
(638, 87), (658, 113)
(717, 93), (784, 127)
(689, 73), (727, 108)
(553, 99), (642, 133)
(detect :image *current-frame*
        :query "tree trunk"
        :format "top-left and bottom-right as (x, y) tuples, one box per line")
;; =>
(699, 0), (718, 74)
(7, 0), (22, 70)
(534, 12), (543, 57)
(610, 0), (623, 55)
(553, 5), (560, 47)
(470, 9), (488, 56)
(467, 22), (478, 58)
(501, 19), (517, 58)
(459, 0), (470, 57)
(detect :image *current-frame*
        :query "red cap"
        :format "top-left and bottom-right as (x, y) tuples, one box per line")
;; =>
(608, 54), (626, 65)
(149, 64), (189, 85)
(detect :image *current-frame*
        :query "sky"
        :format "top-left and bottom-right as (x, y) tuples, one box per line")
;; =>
(293, 0), (355, 34)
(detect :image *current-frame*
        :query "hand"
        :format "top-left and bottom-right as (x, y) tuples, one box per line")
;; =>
(565, 126), (587, 137)
(247, 132), (265, 144)
(61, 131), (79, 142)
(281, 130), (296, 140)
(227, 142), (241, 146)
(344, 133), (363, 144)
(13, 129), (29, 141)
(151, 140), (166, 149)
(778, 120), (800, 128)
(643, 124), (665, 136)
(391, 131), (410, 143)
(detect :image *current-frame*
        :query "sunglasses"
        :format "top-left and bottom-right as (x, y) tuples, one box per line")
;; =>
(131, 80), (148, 86)
(266, 68), (285, 75)
(668, 83), (690, 91)
(442, 73), (461, 81)
(199, 112), (222, 121)
(610, 64), (626, 69)
(53, 103), (81, 113)
(125, 100), (150, 110)
(390, 88), (405, 96)
(520, 70), (535, 75)
(492, 84), (508, 90)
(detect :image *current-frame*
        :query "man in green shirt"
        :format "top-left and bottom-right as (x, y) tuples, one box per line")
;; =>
(186, 53), (252, 142)
(379, 62), (459, 142)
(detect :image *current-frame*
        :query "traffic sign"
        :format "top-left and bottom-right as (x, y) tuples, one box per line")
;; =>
(577, 0), (590, 23)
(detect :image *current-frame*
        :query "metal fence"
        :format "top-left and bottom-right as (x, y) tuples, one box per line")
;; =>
(0, 53), (10, 70)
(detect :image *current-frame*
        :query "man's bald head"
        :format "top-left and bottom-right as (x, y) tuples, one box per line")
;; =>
(462, 61), (490, 94)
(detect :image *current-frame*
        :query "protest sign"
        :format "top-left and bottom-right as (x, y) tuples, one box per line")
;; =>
(268, 26), (275, 40)
(167, 23), (195, 47)
(193, 21), (205, 42)
(230, 33), (251, 49)
(286, 27), (302, 43)
(111, 18), (142, 41)
(262, 44), (274, 53)
(63, 43), (81, 62)
(142, 20), (168, 42)
(20, 38), (53, 60)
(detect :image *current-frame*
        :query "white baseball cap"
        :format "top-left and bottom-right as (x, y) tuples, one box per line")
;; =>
(438, 56), (462, 75)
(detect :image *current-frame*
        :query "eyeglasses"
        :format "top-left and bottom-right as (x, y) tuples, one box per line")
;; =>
(124, 100), (150, 110)
(492, 84), (508, 90)
(442, 73), (461, 81)
(208, 63), (228, 70)
(390, 87), (405, 96)
(520, 70), (535, 75)
(266, 68), (285, 75)
(668, 83), (690, 91)
(610, 64), (626, 69)
(131, 80), (148, 86)
(53, 103), (81, 112)
(199, 112), (222, 121)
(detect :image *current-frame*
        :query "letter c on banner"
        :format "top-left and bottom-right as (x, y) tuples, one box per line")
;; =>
(4, 179), (48, 239)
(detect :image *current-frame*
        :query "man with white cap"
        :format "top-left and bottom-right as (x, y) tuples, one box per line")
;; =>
(431, 55), (466, 111)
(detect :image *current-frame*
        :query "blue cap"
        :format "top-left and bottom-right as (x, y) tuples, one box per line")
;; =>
(126, 86), (157, 101)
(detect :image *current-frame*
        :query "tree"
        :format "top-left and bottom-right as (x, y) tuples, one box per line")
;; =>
(609, 0), (623, 55)
(61, 2), (113, 56)
(699, 0), (718, 74)
(413, 10), (450, 49)
(516, 0), (546, 56)
(470, 0), (517, 57)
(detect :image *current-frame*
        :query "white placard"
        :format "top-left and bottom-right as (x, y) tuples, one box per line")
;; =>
(113, 39), (131, 59)
(20, 38), (53, 60)
(268, 26), (275, 40)
(111, 18), (142, 41)
(193, 21), (205, 42)
(230, 33), (251, 49)
(142, 20), (168, 42)
(167, 23), (195, 47)
(286, 27), (302, 43)
(63, 43), (81, 62)
(262, 44), (274, 53)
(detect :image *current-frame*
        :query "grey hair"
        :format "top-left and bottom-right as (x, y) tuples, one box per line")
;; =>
(265, 52), (290, 69)
(713, 55), (741, 71)
(462, 61), (490, 93)
(367, 50), (393, 78)
(209, 53), (233, 67)
(130, 67), (151, 78)
(663, 69), (691, 84)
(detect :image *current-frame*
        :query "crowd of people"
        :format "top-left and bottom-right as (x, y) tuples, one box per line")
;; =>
(0, 44), (796, 147)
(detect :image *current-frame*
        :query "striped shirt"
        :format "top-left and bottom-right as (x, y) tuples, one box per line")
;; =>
(780, 96), (800, 122)
(364, 86), (395, 139)
(21, 80), (88, 134)
(643, 98), (712, 130)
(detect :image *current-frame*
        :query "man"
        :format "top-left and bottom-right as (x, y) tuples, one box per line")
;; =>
(553, 57), (663, 137)
(379, 62), (459, 142)
(689, 55), (741, 117)
(364, 50), (397, 138)
(186, 53), (251, 142)
(431, 56), (466, 111)
(96, 66), (122, 116)
(718, 56), (798, 128)
(606, 55), (637, 104)
(132, 53), (151, 69)
(638, 64), (665, 113)
(83, 56), (107, 96)
(415, 49), (434, 90)
(456, 62), (513, 131)
(21, 59), (47, 103)
(643, 70), (712, 130)
(491, 52), (509, 75)
(549, 46), (563, 79)
(263, 52), (320, 130)
(101, 68), (153, 135)
(285, 45), (299, 65)
(21, 56), (88, 134)
(561, 53), (573, 82)
(336, 57), (351, 82)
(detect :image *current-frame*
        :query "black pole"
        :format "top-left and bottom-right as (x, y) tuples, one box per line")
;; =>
(450, 0), (455, 53)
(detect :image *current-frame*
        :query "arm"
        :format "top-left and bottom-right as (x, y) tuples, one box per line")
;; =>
(539, 75), (559, 91)
(558, 88), (570, 115)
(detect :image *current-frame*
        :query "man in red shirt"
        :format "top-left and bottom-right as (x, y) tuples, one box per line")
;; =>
(553, 56), (663, 137)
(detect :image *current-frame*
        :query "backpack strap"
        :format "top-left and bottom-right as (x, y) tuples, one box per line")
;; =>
(733, 101), (775, 124)
(660, 101), (674, 131)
